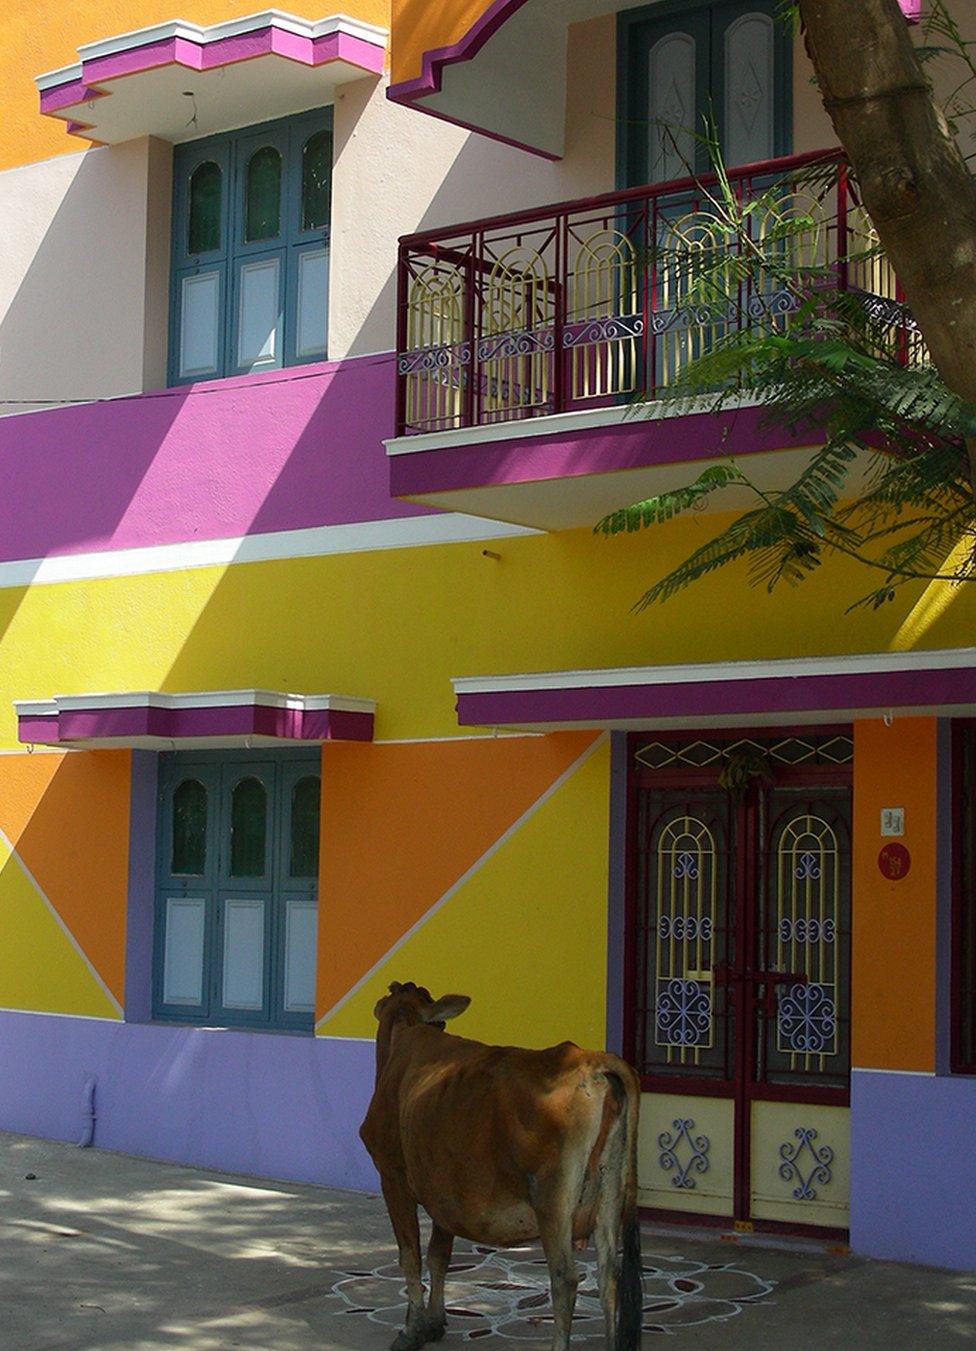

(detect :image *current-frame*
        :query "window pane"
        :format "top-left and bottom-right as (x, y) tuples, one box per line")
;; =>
(245, 146), (282, 243)
(297, 248), (329, 358)
(179, 271), (221, 378)
(163, 897), (206, 1004)
(290, 775), (321, 878)
(222, 898), (265, 1009)
(284, 899), (317, 1011)
(188, 160), (222, 255)
(237, 258), (279, 367)
(231, 776), (267, 876)
(301, 130), (332, 230)
(171, 779), (207, 875)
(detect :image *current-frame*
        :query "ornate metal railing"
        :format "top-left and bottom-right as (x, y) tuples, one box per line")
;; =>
(395, 149), (921, 437)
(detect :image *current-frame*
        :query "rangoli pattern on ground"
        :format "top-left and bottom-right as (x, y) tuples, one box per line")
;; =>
(324, 1241), (775, 1339)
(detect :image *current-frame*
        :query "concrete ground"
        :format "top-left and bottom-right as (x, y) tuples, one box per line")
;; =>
(1, 1133), (974, 1350)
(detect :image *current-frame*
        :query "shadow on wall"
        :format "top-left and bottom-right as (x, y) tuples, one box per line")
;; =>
(331, 16), (617, 361)
(0, 137), (170, 414)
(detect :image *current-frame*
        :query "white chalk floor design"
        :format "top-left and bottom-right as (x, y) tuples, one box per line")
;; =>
(324, 1243), (775, 1339)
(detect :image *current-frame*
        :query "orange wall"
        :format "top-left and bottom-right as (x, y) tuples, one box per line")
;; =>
(0, 749), (131, 1006)
(391, 0), (490, 85)
(852, 718), (939, 1072)
(0, 0), (390, 172)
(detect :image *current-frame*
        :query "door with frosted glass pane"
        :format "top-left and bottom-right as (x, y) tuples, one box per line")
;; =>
(628, 732), (852, 1233)
(621, 0), (790, 187)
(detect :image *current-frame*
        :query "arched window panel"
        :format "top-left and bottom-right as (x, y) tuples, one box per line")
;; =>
(171, 778), (208, 876)
(636, 794), (733, 1079)
(187, 160), (223, 255)
(648, 31), (697, 184)
(230, 776), (268, 877)
(245, 146), (283, 243)
(301, 130), (332, 232)
(724, 13), (776, 167)
(289, 775), (321, 879)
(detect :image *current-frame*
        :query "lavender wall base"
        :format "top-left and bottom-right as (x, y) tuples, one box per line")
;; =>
(851, 1070), (976, 1270)
(0, 1011), (378, 1192)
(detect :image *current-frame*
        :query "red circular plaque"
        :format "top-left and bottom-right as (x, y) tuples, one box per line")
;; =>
(878, 842), (911, 880)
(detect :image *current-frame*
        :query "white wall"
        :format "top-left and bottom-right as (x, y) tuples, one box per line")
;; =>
(0, 136), (171, 414)
(329, 14), (617, 359)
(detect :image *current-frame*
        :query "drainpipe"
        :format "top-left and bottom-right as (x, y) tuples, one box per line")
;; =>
(77, 1076), (96, 1148)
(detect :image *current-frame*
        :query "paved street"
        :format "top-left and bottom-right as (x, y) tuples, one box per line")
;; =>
(1, 1132), (973, 1349)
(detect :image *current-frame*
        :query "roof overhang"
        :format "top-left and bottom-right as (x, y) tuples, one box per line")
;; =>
(16, 689), (376, 748)
(452, 648), (976, 732)
(36, 11), (387, 145)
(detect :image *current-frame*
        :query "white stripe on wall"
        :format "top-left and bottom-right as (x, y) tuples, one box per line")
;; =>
(0, 515), (541, 589)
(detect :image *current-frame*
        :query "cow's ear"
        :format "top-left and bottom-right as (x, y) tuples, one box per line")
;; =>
(423, 994), (471, 1023)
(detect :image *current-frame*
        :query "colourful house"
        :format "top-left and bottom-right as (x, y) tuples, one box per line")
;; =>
(1, 0), (975, 1272)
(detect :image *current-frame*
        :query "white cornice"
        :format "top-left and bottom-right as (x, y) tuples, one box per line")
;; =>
(452, 647), (976, 695)
(36, 11), (389, 90)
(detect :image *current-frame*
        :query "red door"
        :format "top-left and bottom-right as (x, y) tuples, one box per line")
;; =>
(626, 729), (852, 1234)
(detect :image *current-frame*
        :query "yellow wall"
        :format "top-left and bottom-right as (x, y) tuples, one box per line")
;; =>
(4, 519), (976, 752)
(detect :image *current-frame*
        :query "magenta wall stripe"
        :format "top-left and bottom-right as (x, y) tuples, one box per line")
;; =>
(455, 667), (976, 727)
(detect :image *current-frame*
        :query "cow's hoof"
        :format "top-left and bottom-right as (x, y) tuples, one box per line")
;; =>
(390, 1330), (424, 1351)
(390, 1318), (446, 1351)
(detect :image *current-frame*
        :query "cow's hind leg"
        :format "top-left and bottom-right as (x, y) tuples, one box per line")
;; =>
(381, 1178), (429, 1351)
(424, 1223), (454, 1342)
(533, 1178), (581, 1351)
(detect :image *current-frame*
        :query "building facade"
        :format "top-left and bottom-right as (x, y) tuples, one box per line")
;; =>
(1, 0), (975, 1272)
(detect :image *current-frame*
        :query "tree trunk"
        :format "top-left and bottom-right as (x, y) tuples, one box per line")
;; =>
(798, 0), (976, 466)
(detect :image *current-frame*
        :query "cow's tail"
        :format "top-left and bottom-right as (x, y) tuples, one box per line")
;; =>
(601, 1064), (642, 1350)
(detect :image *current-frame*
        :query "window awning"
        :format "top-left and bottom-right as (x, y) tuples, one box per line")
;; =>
(15, 690), (375, 748)
(452, 648), (976, 731)
(36, 11), (387, 145)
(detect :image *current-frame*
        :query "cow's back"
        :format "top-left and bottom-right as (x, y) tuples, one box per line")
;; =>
(364, 1027), (621, 1246)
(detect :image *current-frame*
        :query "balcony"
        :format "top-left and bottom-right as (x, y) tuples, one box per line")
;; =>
(387, 151), (915, 530)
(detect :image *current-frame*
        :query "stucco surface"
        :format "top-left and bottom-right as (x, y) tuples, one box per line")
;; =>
(0, 137), (169, 411)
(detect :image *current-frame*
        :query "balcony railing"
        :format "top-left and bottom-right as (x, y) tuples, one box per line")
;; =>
(395, 149), (919, 438)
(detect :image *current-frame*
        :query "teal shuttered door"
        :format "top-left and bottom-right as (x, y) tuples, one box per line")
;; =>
(154, 753), (321, 1030)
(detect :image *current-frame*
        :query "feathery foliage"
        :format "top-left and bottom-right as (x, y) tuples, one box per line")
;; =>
(596, 2), (976, 612)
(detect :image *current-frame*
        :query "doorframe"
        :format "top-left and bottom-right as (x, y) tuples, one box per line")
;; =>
(615, 0), (794, 191)
(621, 725), (853, 1237)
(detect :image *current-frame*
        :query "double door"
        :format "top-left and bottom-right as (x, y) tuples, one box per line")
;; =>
(621, 0), (791, 187)
(628, 733), (852, 1232)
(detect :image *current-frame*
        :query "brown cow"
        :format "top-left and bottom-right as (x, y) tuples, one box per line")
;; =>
(360, 982), (643, 1351)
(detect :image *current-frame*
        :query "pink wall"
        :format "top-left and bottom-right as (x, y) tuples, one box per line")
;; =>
(0, 354), (425, 564)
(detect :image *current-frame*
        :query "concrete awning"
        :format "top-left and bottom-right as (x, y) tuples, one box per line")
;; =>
(16, 689), (376, 748)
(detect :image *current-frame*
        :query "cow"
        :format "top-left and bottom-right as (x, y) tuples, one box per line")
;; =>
(360, 982), (643, 1351)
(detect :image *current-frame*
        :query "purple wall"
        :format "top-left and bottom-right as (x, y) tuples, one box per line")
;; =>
(0, 354), (428, 564)
(0, 1010), (378, 1191)
(851, 1069), (976, 1270)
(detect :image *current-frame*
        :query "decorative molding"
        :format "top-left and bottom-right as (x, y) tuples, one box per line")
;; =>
(778, 1127), (834, 1201)
(658, 1118), (711, 1190)
(452, 649), (976, 728)
(37, 10), (388, 141)
(15, 689), (377, 747)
